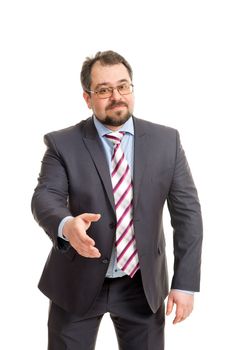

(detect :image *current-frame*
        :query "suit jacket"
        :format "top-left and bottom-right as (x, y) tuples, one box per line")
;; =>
(31, 116), (203, 316)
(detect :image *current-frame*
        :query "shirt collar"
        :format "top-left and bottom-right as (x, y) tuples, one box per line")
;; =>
(93, 115), (134, 138)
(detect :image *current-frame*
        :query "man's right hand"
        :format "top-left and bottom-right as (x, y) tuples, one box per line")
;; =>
(62, 213), (101, 258)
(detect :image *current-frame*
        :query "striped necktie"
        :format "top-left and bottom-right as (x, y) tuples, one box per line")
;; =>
(105, 131), (139, 278)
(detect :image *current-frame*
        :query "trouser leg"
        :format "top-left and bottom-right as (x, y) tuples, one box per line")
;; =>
(48, 302), (103, 350)
(110, 303), (165, 350)
(108, 272), (165, 350)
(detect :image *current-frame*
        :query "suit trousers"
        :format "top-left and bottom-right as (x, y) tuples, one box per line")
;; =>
(48, 271), (165, 350)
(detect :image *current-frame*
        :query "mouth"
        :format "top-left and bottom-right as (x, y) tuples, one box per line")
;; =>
(110, 105), (126, 110)
(107, 103), (128, 111)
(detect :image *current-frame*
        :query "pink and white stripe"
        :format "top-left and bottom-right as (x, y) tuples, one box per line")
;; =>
(105, 131), (139, 277)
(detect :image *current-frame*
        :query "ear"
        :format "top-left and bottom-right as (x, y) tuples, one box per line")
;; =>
(83, 91), (92, 109)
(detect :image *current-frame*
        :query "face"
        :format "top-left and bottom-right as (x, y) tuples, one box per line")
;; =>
(83, 62), (134, 130)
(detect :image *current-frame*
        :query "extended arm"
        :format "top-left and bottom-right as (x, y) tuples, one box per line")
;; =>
(32, 133), (101, 256)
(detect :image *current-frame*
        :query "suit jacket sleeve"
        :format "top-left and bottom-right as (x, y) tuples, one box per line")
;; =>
(31, 133), (72, 251)
(167, 131), (203, 292)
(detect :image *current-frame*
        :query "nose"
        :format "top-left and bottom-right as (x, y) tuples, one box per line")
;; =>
(110, 87), (122, 100)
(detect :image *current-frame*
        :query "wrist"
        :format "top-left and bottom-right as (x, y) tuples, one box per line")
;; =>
(58, 216), (73, 241)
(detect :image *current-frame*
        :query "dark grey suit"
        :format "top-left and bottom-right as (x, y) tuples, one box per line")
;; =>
(32, 116), (203, 348)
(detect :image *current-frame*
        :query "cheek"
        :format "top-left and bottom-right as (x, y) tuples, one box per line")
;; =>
(126, 96), (134, 110)
(92, 101), (107, 114)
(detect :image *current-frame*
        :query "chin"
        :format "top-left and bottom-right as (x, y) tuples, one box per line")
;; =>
(103, 111), (132, 127)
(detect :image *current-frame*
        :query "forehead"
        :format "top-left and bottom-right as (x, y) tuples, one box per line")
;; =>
(90, 62), (131, 88)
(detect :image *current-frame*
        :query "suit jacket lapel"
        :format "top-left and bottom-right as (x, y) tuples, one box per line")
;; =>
(82, 117), (116, 213)
(82, 116), (148, 215)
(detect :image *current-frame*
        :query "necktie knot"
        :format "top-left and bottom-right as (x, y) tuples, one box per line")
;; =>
(104, 131), (125, 145)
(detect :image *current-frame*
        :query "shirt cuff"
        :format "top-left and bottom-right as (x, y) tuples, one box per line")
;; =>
(58, 216), (73, 241)
(172, 289), (194, 295)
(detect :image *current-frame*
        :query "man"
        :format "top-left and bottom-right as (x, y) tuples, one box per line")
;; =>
(31, 50), (203, 350)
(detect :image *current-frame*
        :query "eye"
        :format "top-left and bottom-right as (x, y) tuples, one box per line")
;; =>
(118, 83), (130, 92)
(97, 87), (110, 95)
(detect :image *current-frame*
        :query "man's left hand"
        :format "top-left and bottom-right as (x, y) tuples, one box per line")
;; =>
(166, 290), (194, 324)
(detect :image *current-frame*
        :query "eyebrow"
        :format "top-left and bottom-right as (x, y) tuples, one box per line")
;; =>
(94, 79), (129, 89)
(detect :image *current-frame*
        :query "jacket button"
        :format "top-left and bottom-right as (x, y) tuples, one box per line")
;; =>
(102, 259), (109, 264)
(109, 222), (116, 229)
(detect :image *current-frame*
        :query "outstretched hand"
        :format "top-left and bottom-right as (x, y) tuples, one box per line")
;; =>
(166, 290), (194, 324)
(63, 213), (101, 258)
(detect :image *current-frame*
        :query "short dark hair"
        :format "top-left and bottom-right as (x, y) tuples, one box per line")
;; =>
(80, 50), (133, 92)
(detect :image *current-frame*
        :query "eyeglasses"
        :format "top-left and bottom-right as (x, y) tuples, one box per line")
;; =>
(86, 83), (134, 99)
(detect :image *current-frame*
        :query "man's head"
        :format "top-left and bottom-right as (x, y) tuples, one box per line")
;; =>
(81, 51), (134, 130)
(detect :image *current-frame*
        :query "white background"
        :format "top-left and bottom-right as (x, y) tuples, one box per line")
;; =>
(0, 0), (232, 349)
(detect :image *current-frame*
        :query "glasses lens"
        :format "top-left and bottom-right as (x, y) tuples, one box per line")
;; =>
(97, 87), (112, 99)
(117, 83), (133, 95)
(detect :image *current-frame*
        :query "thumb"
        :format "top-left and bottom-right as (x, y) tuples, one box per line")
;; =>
(166, 294), (174, 316)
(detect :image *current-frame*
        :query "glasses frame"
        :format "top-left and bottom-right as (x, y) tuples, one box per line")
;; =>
(86, 83), (134, 99)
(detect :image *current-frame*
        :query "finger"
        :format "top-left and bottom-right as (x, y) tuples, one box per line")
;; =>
(77, 237), (101, 256)
(89, 246), (101, 257)
(79, 233), (96, 246)
(173, 314), (187, 324)
(175, 302), (193, 323)
(77, 245), (101, 258)
(166, 296), (174, 316)
(79, 213), (101, 223)
(173, 305), (184, 324)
